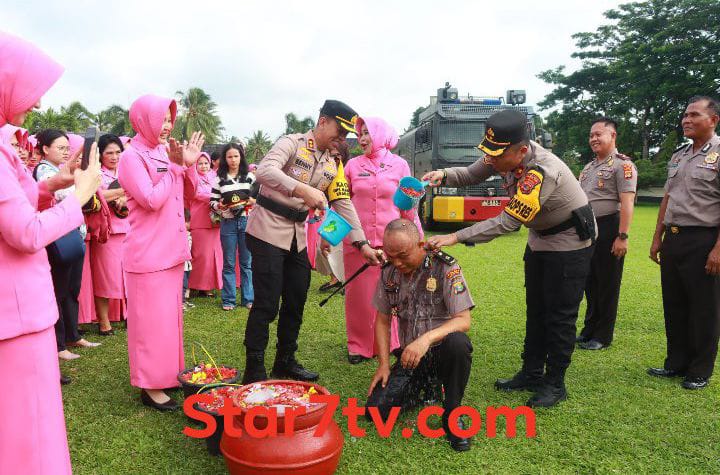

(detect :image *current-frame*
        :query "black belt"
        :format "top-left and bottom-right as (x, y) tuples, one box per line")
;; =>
(666, 225), (716, 235)
(536, 203), (596, 243)
(256, 194), (308, 223)
(536, 218), (575, 236)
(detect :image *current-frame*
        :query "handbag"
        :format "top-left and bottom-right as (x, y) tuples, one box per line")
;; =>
(47, 228), (85, 264)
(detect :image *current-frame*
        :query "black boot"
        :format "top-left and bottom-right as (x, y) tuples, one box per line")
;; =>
(527, 368), (567, 408)
(495, 370), (543, 392)
(443, 414), (471, 452)
(271, 353), (319, 381)
(241, 352), (268, 385)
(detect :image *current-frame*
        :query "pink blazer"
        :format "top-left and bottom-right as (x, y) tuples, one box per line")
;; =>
(0, 143), (84, 340)
(183, 169), (215, 230)
(117, 140), (194, 273)
(344, 152), (423, 248)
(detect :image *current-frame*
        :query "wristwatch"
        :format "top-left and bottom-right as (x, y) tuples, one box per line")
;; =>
(618, 232), (629, 240)
(352, 240), (370, 250)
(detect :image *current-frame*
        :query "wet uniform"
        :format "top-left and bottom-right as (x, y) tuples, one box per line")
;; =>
(660, 135), (720, 379)
(443, 141), (595, 388)
(244, 130), (366, 367)
(366, 251), (474, 422)
(578, 152), (637, 345)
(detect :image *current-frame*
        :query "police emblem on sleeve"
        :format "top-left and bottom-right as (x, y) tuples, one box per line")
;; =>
(623, 163), (633, 179)
(504, 169), (543, 223)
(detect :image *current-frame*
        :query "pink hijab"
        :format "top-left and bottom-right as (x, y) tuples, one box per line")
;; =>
(0, 124), (26, 146)
(128, 94), (177, 150)
(67, 133), (84, 155)
(196, 152), (214, 185)
(355, 116), (399, 160)
(0, 32), (64, 127)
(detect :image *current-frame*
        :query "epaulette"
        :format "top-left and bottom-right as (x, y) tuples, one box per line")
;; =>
(432, 249), (456, 266)
(616, 152), (632, 161)
(673, 143), (690, 153)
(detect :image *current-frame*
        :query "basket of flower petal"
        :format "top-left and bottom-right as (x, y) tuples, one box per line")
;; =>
(194, 383), (243, 456)
(177, 363), (240, 399)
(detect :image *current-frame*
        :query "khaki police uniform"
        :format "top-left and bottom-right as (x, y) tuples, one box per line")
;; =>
(443, 141), (595, 388)
(366, 251), (474, 426)
(244, 129), (366, 364)
(578, 151), (638, 345)
(660, 134), (720, 379)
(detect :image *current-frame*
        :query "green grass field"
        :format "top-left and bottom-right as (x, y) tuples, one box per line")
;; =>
(62, 204), (720, 474)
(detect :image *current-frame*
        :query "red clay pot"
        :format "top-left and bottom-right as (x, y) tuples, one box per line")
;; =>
(220, 380), (344, 475)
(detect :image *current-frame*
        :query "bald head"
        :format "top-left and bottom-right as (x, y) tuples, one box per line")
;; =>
(383, 219), (425, 274)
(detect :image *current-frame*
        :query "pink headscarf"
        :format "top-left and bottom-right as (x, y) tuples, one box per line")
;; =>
(119, 135), (132, 146)
(196, 152), (214, 184)
(0, 124), (26, 146)
(0, 32), (64, 127)
(67, 133), (84, 155)
(128, 94), (177, 149)
(355, 116), (399, 160)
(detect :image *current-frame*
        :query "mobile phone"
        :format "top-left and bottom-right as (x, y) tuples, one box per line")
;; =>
(81, 126), (100, 170)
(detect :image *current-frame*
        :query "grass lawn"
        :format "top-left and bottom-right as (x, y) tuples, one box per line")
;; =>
(62, 204), (720, 474)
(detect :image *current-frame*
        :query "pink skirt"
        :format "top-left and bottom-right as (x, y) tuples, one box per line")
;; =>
(343, 246), (400, 358)
(188, 227), (222, 291)
(79, 243), (125, 323)
(90, 233), (125, 299)
(0, 327), (72, 475)
(125, 264), (185, 389)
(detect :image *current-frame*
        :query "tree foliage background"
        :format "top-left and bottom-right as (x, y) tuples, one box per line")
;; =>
(538, 0), (720, 187)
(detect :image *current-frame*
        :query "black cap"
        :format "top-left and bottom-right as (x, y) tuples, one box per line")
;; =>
(478, 109), (528, 156)
(320, 100), (358, 134)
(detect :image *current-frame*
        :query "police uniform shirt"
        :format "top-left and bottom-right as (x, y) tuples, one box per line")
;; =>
(246, 130), (365, 251)
(372, 252), (475, 348)
(579, 151), (638, 217)
(444, 141), (593, 252)
(664, 134), (720, 227)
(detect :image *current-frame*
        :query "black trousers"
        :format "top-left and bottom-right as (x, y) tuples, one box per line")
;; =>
(244, 234), (311, 356)
(523, 245), (593, 384)
(660, 227), (720, 379)
(580, 213), (625, 345)
(49, 250), (84, 351)
(365, 332), (472, 422)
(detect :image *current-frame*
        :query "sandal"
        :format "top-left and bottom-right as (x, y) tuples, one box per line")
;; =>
(222, 305), (235, 311)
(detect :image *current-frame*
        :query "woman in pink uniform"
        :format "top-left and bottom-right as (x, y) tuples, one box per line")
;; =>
(184, 152), (222, 296)
(0, 31), (102, 475)
(343, 116), (423, 363)
(91, 134), (129, 334)
(118, 94), (203, 411)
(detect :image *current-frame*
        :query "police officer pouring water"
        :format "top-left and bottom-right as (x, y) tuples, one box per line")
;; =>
(576, 117), (637, 350)
(422, 109), (596, 408)
(242, 100), (382, 384)
(648, 95), (720, 390)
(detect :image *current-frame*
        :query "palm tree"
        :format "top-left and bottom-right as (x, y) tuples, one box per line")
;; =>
(284, 112), (315, 135)
(245, 130), (273, 163)
(173, 87), (224, 143)
(95, 104), (132, 136)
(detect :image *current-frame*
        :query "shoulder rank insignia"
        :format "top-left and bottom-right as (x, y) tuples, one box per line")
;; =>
(674, 143), (690, 154)
(701, 142), (712, 154)
(616, 152), (631, 161)
(431, 249), (456, 266)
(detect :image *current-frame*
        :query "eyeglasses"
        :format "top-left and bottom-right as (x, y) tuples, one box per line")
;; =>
(54, 145), (70, 152)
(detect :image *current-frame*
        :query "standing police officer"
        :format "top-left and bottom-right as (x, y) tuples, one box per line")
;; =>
(648, 96), (720, 390)
(423, 109), (595, 408)
(242, 100), (381, 384)
(577, 117), (637, 350)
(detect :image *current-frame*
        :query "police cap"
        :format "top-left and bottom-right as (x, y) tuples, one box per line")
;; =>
(320, 100), (358, 134)
(478, 109), (529, 157)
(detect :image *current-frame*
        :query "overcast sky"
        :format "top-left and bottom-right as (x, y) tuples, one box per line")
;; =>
(5, 0), (626, 140)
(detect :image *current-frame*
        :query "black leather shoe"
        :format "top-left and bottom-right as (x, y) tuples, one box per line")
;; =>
(140, 390), (178, 412)
(347, 353), (370, 365)
(445, 417), (471, 452)
(495, 371), (543, 392)
(647, 367), (685, 378)
(60, 374), (72, 385)
(681, 377), (709, 390)
(575, 334), (589, 344)
(578, 339), (608, 350)
(527, 384), (567, 408)
(271, 357), (319, 382)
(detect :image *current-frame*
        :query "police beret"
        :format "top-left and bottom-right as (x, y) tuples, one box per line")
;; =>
(320, 100), (358, 134)
(478, 109), (529, 157)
